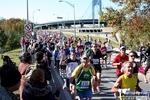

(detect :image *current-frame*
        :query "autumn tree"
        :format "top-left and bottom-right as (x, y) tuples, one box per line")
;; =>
(99, 0), (150, 50)
(0, 18), (26, 50)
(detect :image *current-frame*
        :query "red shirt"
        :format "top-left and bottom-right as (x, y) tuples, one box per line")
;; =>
(77, 45), (84, 53)
(112, 54), (129, 75)
(100, 46), (107, 55)
(21, 38), (25, 44)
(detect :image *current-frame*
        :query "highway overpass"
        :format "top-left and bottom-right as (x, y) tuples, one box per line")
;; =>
(35, 19), (107, 30)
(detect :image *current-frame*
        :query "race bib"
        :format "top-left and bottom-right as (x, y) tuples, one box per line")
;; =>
(81, 81), (90, 89)
(93, 59), (99, 64)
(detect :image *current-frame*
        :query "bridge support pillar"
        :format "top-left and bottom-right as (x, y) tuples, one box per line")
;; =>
(80, 23), (84, 28)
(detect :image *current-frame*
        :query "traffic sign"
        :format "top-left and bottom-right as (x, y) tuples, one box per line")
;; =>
(25, 31), (32, 39)
(24, 24), (32, 32)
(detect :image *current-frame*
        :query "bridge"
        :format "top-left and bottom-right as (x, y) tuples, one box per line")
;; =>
(34, 0), (107, 29)
(34, 19), (107, 30)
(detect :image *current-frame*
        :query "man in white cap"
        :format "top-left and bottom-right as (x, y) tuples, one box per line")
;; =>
(69, 52), (96, 100)
(112, 46), (129, 78)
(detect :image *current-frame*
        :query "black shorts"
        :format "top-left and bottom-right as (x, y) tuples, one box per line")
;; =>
(60, 65), (66, 70)
(106, 51), (112, 54)
(66, 78), (75, 87)
(102, 54), (107, 60)
(93, 64), (101, 73)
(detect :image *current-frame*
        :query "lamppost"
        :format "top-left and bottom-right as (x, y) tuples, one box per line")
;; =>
(59, 0), (76, 38)
(33, 9), (40, 31)
(26, 0), (29, 24)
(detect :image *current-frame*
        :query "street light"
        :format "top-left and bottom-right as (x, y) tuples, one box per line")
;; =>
(26, 0), (29, 24)
(59, 0), (76, 38)
(33, 9), (40, 31)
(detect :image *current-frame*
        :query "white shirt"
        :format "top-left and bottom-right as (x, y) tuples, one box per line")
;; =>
(106, 43), (113, 51)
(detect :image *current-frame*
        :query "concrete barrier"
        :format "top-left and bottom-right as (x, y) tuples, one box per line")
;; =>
(50, 60), (72, 100)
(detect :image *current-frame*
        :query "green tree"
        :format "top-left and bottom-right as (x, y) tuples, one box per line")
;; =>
(99, 0), (150, 50)
(0, 18), (26, 50)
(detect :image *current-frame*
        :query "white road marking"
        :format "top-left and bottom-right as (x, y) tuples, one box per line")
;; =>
(102, 75), (115, 84)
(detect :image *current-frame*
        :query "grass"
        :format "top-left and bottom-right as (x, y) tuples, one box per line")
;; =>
(0, 48), (22, 67)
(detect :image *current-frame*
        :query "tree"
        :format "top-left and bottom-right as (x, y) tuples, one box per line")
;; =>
(0, 18), (26, 50)
(99, 0), (150, 50)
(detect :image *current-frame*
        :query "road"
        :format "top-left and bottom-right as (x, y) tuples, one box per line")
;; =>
(51, 53), (150, 100)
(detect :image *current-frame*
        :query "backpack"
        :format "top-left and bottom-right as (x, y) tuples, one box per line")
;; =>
(25, 63), (37, 81)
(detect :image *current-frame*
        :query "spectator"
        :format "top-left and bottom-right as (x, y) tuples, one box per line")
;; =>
(139, 42), (146, 63)
(18, 52), (32, 100)
(35, 51), (52, 84)
(2, 55), (16, 67)
(20, 36), (25, 52)
(22, 69), (61, 100)
(144, 42), (150, 75)
(0, 65), (21, 100)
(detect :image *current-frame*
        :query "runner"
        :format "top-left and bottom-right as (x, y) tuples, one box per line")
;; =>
(106, 39), (113, 64)
(111, 61), (149, 99)
(58, 46), (67, 78)
(65, 52), (79, 100)
(128, 51), (148, 83)
(89, 43), (102, 93)
(112, 46), (129, 78)
(69, 52), (96, 100)
(100, 42), (107, 68)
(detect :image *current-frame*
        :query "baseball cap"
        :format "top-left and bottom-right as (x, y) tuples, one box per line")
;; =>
(120, 46), (126, 50)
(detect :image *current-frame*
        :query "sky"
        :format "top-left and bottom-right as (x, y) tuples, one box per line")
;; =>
(0, 0), (118, 24)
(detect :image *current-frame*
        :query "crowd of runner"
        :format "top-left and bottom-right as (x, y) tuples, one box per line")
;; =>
(0, 31), (150, 100)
